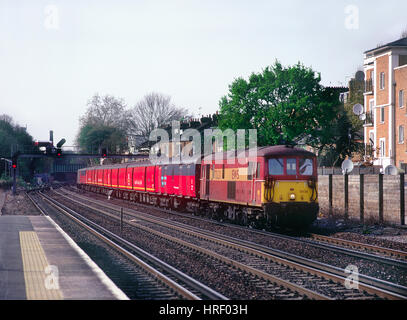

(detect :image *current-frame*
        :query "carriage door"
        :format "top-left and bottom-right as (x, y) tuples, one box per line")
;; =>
(248, 162), (254, 203)
(205, 164), (210, 196)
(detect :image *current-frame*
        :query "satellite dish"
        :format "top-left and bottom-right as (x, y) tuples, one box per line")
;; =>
(384, 165), (398, 175)
(341, 160), (354, 175)
(359, 114), (366, 121)
(355, 71), (365, 82)
(353, 104), (364, 116)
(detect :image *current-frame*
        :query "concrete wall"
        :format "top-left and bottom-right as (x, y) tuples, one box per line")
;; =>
(318, 174), (405, 225)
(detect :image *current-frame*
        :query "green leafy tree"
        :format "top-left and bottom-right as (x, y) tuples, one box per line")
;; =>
(0, 115), (39, 181)
(317, 76), (365, 166)
(76, 94), (129, 156)
(218, 61), (365, 166)
(77, 124), (127, 154)
(218, 61), (339, 148)
(317, 103), (363, 166)
(343, 78), (364, 135)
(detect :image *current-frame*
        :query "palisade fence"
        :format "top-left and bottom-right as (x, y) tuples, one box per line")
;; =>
(318, 168), (406, 226)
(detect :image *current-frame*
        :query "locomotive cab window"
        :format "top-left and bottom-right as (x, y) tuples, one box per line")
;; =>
(268, 158), (284, 175)
(286, 158), (296, 175)
(299, 158), (313, 176)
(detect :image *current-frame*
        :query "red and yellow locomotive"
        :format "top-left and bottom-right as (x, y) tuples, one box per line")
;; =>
(77, 145), (319, 228)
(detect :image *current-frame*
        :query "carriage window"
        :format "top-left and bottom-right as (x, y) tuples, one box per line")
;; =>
(286, 158), (297, 175)
(299, 158), (313, 176)
(268, 158), (284, 175)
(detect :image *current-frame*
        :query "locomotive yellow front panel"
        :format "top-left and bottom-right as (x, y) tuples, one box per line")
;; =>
(264, 181), (318, 204)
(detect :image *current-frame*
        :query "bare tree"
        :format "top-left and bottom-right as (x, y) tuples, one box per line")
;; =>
(128, 92), (188, 140)
(0, 114), (14, 125)
(401, 27), (407, 39)
(80, 93), (129, 130)
(76, 93), (130, 154)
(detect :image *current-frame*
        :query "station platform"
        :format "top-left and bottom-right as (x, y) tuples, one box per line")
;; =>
(0, 215), (128, 300)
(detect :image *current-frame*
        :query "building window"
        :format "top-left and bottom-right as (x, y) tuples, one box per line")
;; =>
(379, 138), (385, 158)
(399, 126), (405, 144)
(379, 72), (385, 90)
(380, 107), (385, 123)
(400, 55), (407, 67)
(400, 90), (405, 108)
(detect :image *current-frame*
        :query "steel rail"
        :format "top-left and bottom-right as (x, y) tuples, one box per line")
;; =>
(37, 191), (226, 300)
(309, 233), (407, 260)
(66, 186), (407, 268)
(25, 191), (46, 216)
(52, 190), (331, 299)
(55, 188), (407, 300)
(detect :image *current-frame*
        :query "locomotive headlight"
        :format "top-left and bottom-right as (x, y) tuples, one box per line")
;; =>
(290, 193), (296, 200)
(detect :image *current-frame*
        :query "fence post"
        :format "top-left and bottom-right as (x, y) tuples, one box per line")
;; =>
(401, 173), (405, 226)
(120, 207), (123, 234)
(344, 173), (349, 220)
(379, 173), (383, 223)
(329, 174), (333, 216)
(360, 174), (364, 222)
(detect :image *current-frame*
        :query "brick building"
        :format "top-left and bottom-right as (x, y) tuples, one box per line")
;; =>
(363, 37), (407, 169)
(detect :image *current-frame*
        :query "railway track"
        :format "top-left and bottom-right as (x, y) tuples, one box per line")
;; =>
(50, 188), (407, 300)
(48, 190), (328, 300)
(25, 191), (46, 216)
(64, 185), (407, 267)
(61, 186), (407, 269)
(29, 191), (226, 300)
(308, 233), (407, 261)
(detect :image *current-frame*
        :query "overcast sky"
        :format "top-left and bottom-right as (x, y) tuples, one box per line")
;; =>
(1, 0), (406, 146)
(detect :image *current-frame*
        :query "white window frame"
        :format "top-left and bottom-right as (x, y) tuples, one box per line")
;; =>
(400, 90), (405, 108)
(399, 125), (405, 144)
(380, 72), (385, 90)
(380, 107), (385, 123)
(379, 138), (386, 158)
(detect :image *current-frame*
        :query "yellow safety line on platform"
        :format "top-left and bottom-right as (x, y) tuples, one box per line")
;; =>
(19, 231), (63, 300)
